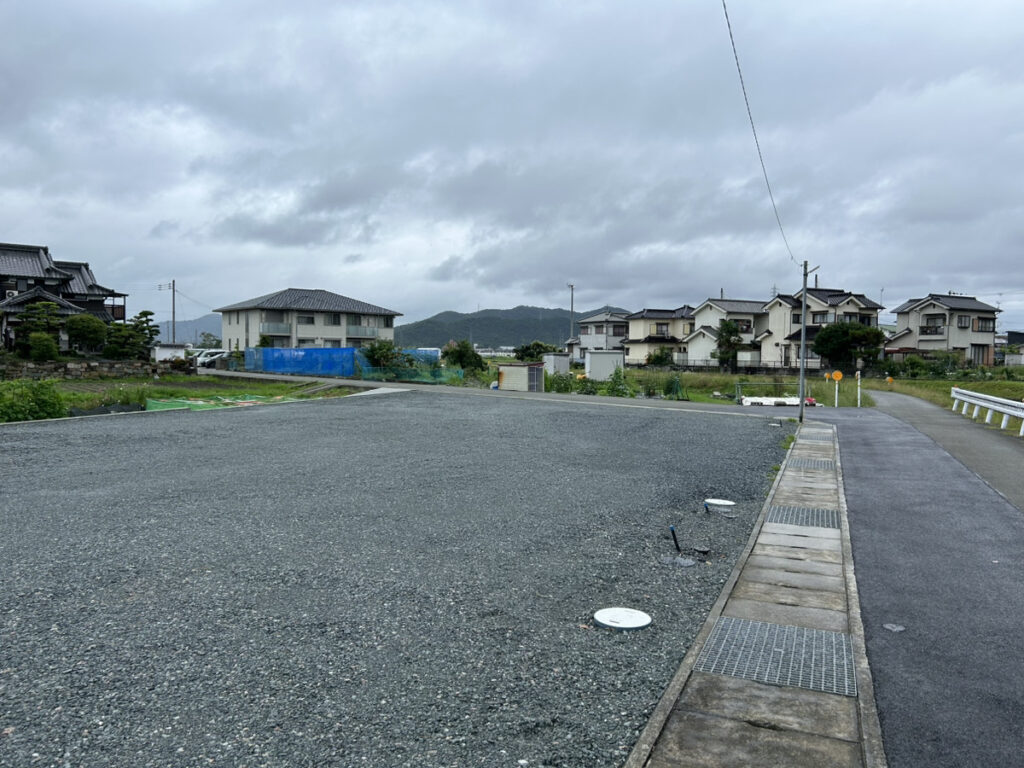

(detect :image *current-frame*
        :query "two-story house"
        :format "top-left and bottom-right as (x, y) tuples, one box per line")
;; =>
(887, 294), (1000, 365)
(574, 309), (630, 361)
(215, 288), (401, 350)
(760, 287), (883, 369)
(621, 306), (695, 365)
(684, 299), (768, 366)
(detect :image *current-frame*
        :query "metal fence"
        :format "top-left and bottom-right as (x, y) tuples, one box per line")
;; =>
(951, 387), (1024, 436)
(245, 348), (356, 377)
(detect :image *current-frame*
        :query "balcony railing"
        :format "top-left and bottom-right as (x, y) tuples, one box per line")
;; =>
(920, 325), (945, 336)
(260, 322), (292, 335)
(347, 325), (379, 338)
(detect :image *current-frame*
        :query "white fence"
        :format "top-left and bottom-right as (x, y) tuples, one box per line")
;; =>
(951, 387), (1024, 436)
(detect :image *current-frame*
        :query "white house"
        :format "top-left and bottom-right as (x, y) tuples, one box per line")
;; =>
(574, 309), (630, 362)
(621, 306), (695, 365)
(887, 293), (1000, 365)
(759, 287), (883, 369)
(215, 288), (401, 350)
(684, 299), (768, 366)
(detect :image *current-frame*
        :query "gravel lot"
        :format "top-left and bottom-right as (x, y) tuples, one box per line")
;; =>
(0, 391), (794, 767)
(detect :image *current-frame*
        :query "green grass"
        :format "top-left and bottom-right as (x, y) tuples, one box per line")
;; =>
(624, 370), (875, 407)
(56, 375), (356, 411)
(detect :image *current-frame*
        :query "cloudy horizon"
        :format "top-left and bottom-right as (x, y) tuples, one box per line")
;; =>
(2, 1), (1022, 330)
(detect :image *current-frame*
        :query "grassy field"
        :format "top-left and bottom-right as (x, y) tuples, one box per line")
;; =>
(55, 375), (356, 411)
(861, 375), (1024, 433)
(626, 369), (874, 407)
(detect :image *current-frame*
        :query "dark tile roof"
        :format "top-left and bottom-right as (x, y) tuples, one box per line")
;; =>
(768, 294), (801, 307)
(0, 285), (85, 315)
(54, 261), (124, 298)
(0, 242), (72, 280)
(625, 305), (694, 320)
(698, 298), (767, 315)
(215, 288), (401, 316)
(578, 310), (630, 324)
(891, 294), (999, 314)
(803, 288), (883, 310)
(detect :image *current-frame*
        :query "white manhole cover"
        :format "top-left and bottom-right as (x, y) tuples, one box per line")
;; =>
(593, 607), (652, 631)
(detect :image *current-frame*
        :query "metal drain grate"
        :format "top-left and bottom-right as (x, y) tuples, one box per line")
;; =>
(788, 457), (835, 470)
(798, 432), (833, 442)
(766, 506), (840, 528)
(695, 617), (857, 697)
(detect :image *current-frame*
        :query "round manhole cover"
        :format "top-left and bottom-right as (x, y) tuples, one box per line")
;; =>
(593, 607), (652, 631)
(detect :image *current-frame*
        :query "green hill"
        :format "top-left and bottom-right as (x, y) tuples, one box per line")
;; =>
(395, 305), (629, 349)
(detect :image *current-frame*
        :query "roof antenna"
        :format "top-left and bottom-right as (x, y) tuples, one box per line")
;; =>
(720, 287), (724, 299)
(814, 274), (818, 289)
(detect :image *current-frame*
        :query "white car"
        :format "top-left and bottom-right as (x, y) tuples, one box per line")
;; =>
(195, 349), (230, 367)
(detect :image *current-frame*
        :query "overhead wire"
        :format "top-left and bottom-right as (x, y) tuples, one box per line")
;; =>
(721, 0), (797, 265)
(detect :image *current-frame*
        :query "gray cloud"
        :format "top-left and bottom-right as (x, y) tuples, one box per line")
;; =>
(1, 1), (1022, 328)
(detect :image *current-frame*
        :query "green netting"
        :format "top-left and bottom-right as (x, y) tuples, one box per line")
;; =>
(145, 395), (306, 411)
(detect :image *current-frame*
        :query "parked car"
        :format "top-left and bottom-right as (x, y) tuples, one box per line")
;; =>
(195, 349), (230, 367)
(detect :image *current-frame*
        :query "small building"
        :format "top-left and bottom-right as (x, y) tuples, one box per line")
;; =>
(498, 363), (544, 392)
(887, 294), (1000, 365)
(585, 350), (625, 381)
(541, 353), (570, 375)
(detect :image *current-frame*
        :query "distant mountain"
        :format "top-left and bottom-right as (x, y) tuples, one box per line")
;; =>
(157, 313), (222, 345)
(395, 305), (631, 349)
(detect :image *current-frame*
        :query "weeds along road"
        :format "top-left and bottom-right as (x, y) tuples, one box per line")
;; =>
(0, 391), (794, 768)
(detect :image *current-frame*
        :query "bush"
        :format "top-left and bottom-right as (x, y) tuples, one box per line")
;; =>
(0, 380), (67, 422)
(603, 366), (634, 397)
(546, 371), (574, 393)
(575, 377), (598, 395)
(66, 314), (108, 351)
(28, 332), (60, 361)
(645, 347), (674, 367)
(442, 339), (485, 371)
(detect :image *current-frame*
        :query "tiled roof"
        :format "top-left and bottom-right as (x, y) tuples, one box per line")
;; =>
(625, 305), (694, 320)
(0, 243), (71, 280)
(891, 294), (999, 314)
(0, 285), (85, 314)
(578, 310), (630, 324)
(215, 288), (401, 316)
(696, 298), (767, 315)
(803, 288), (883, 310)
(53, 261), (124, 297)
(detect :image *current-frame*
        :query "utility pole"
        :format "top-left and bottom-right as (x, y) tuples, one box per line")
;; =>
(798, 261), (819, 424)
(567, 283), (575, 352)
(158, 280), (177, 343)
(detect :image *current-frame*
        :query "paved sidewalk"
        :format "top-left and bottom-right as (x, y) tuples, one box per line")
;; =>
(626, 422), (885, 768)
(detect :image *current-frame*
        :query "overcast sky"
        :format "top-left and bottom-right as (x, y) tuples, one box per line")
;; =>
(3, 1), (1022, 330)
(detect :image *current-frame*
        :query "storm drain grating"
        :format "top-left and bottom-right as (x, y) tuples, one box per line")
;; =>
(766, 505), (840, 528)
(788, 457), (835, 470)
(798, 432), (834, 443)
(695, 617), (857, 696)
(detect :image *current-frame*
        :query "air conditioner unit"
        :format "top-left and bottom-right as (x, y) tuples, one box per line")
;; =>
(4, 290), (18, 300)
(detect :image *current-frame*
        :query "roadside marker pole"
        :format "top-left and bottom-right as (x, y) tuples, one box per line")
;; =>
(856, 370), (861, 408)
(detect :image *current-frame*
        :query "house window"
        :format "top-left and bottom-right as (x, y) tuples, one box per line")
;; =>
(594, 324), (604, 334)
(792, 313), (803, 325)
(735, 319), (752, 333)
(297, 315), (315, 325)
(976, 318), (995, 332)
(580, 326), (590, 335)
(612, 324), (627, 335)
(811, 312), (829, 324)
(297, 338), (315, 346)
(384, 316), (393, 328)
(924, 315), (944, 327)
(655, 323), (669, 335)
(325, 313), (342, 326)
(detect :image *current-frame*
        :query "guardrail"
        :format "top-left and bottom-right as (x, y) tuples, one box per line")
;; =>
(951, 387), (1024, 436)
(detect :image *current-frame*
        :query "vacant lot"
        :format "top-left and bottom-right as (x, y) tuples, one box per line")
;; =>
(0, 391), (793, 767)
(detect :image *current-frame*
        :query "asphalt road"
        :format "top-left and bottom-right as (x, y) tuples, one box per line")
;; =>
(0, 391), (793, 768)
(814, 397), (1024, 768)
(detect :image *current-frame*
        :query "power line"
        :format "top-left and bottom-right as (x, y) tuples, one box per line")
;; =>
(721, 0), (796, 264)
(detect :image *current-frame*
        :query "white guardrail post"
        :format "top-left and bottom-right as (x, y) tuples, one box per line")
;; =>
(950, 387), (1024, 437)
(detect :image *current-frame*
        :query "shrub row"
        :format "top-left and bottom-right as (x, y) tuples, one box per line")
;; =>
(0, 380), (67, 423)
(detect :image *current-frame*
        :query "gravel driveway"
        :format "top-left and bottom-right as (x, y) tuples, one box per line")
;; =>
(0, 391), (794, 767)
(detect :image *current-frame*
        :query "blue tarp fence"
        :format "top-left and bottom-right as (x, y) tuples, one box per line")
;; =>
(245, 347), (357, 377)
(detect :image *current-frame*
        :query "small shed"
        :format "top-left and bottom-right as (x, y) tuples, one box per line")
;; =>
(498, 362), (545, 392)
(542, 353), (570, 375)
(585, 350), (625, 382)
